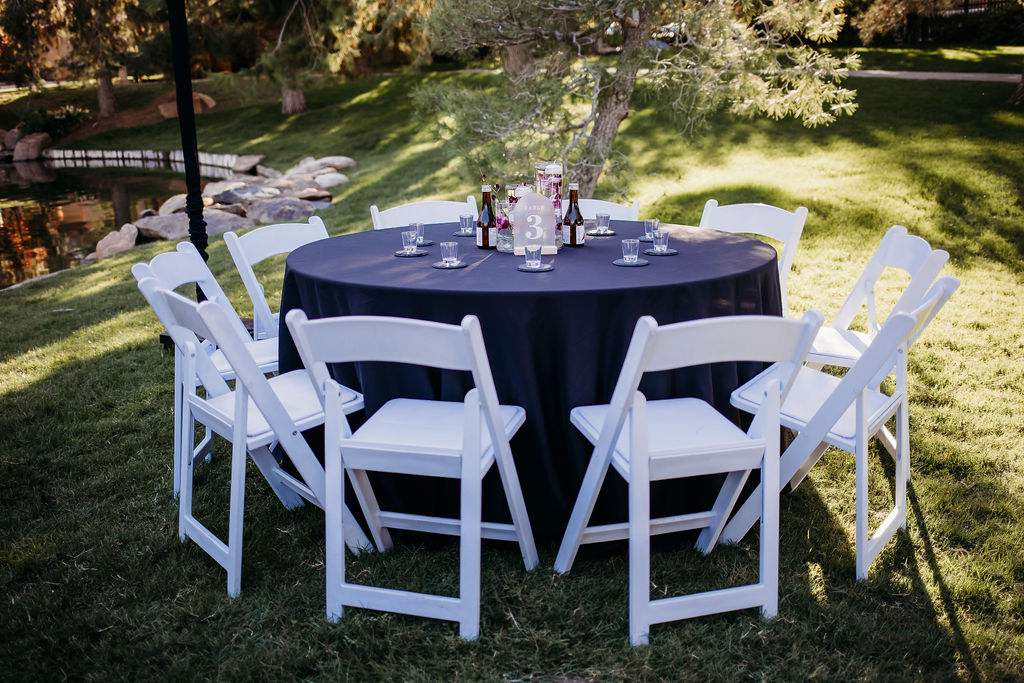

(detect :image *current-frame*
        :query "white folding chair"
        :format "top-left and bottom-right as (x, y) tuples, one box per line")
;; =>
(132, 241), (279, 497)
(554, 311), (823, 645)
(805, 225), (948, 465)
(148, 283), (370, 596)
(286, 310), (538, 640)
(224, 216), (329, 341)
(577, 198), (640, 221)
(721, 277), (960, 580)
(699, 199), (808, 317)
(370, 196), (478, 230)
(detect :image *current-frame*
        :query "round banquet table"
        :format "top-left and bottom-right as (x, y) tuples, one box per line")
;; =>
(278, 221), (781, 541)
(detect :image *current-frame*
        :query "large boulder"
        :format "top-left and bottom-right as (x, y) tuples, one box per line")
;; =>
(232, 154), (265, 174)
(95, 224), (138, 259)
(158, 194), (188, 215)
(256, 165), (282, 179)
(284, 155), (355, 176)
(4, 128), (22, 150)
(135, 208), (254, 241)
(268, 174), (322, 194)
(247, 197), (317, 224)
(314, 172), (348, 189)
(213, 184), (281, 205)
(12, 132), (52, 161)
(157, 92), (217, 119)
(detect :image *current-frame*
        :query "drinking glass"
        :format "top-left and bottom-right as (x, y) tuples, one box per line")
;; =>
(622, 239), (640, 263)
(653, 229), (669, 252)
(401, 230), (418, 254)
(596, 213), (611, 234)
(525, 244), (542, 269)
(440, 241), (458, 266)
(411, 221), (425, 244)
(643, 218), (660, 240)
(458, 214), (475, 235)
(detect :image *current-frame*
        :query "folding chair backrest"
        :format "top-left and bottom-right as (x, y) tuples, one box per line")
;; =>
(789, 276), (958, 455)
(700, 199), (808, 315)
(136, 277), (230, 395)
(159, 288), (329, 502)
(831, 225), (949, 336)
(286, 311), (505, 446)
(223, 217), (328, 338)
(600, 311), (823, 457)
(577, 198), (640, 221)
(131, 241), (253, 343)
(370, 197), (478, 230)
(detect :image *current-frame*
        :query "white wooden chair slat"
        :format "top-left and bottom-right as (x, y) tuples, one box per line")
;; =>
(554, 310), (823, 645)
(286, 310), (538, 640)
(699, 199), (808, 317)
(720, 277), (959, 580)
(152, 286), (368, 597)
(133, 242), (280, 499)
(224, 216), (329, 340)
(370, 196), (478, 230)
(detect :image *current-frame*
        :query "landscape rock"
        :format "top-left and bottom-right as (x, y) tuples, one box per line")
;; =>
(284, 155), (356, 176)
(314, 172), (348, 189)
(202, 179), (248, 198)
(159, 193), (188, 215)
(294, 187), (333, 202)
(95, 223), (138, 258)
(12, 161), (54, 183)
(206, 203), (247, 216)
(135, 208), (254, 240)
(12, 132), (52, 161)
(268, 174), (322, 194)
(256, 164), (282, 179)
(138, 208), (157, 218)
(4, 128), (22, 150)
(82, 252), (99, 264)
(247, 197), (317, 224)
(232, 154), (265, 174)
(157, 92), (218, 119)
(134, 213), (190, 240)
(213, 184), (282, 205)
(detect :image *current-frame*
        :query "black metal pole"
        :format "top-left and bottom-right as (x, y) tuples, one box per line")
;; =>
(166, 0), (208, 281)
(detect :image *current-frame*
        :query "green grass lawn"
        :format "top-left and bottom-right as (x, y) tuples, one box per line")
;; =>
(1, 61), (1023, 680)
(840, 45), (1024, 72)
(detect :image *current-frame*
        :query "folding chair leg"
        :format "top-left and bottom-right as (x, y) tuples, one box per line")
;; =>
(696, 469), (749, 554)
(854, 396), (870, 582)
(348, 468), (393, 551)
(554, 447), (614, 574)
(491, 442), (538, 570)
(248, 445), (306, 510)
(896, 401), (909, 529)
(628, 441), (652, 646)
(759, 445), (780, 619)
(173, 355), (183, 498)
(458, 455), (482, 641)
(226, 429), (247, 598)
(324, 412), (345, 623)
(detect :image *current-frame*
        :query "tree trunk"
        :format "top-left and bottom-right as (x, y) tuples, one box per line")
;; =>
(97, 74), (116, 118)
(281, 86), (307, 115)
(575, 8), (650, 197)
(501, 44), (534, 82)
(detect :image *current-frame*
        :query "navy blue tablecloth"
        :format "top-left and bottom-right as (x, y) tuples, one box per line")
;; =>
(278, 221), (781, 540)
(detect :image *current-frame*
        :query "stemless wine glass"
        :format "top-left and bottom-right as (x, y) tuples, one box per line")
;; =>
(596, 213), (611, 234)
(643, 218), (659, 241)
(622, 239), (640, 263)
(411, 221), (425, 244)
(653, 229), (669, 253)
(401, 230), (418, 254)
(458, 214), (475, 235)
(524, 244), (542, 269)
(440, 241), (459, 266)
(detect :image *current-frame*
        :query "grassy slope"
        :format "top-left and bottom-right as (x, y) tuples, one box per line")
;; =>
(1, 64), (1022, 680)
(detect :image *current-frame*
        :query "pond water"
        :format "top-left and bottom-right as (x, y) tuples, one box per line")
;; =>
(0, 161), (184, 289)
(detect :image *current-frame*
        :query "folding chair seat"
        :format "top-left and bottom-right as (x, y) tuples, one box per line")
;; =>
(804, 226), (949, 465)
(720, 277), (960, 580)
(699, 199), (808, 317)
(286, 310), (538, 640)
(146, 282), (370, 597)
(224, 216), (329, 340)
(577, 198), (641, 221)
(370, 196), (478, 230)
(132, 241), (279, 497)
(554, 311), (824, 645)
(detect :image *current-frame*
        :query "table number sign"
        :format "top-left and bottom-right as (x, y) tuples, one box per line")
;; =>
(512, 190), (558, 255)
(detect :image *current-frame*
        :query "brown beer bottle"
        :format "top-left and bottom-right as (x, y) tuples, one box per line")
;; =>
(562, 183), (585, 247)
(476, 184), (497, 249)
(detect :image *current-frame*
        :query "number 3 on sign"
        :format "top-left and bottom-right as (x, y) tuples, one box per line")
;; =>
(512, 190), (557, 255)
